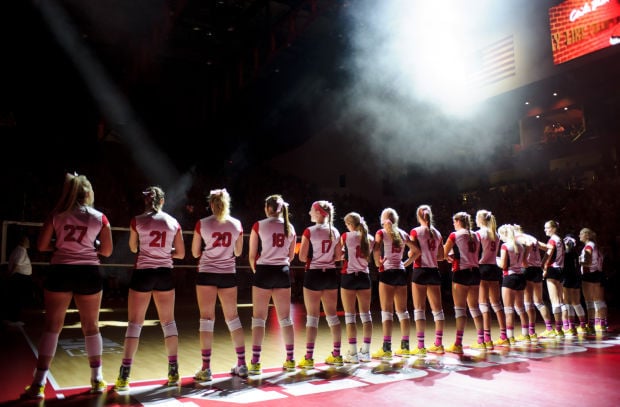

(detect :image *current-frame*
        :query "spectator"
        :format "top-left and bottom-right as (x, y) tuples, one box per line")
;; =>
(5, 235), (33, 326)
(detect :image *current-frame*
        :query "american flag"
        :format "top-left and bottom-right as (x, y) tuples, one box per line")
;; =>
(467, 35), (516, 87)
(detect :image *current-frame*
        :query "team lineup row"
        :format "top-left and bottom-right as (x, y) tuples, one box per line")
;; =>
(20, 173), (608, 399)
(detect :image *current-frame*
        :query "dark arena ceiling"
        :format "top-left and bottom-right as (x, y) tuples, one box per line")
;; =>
(2, 1), (349, 168)
(2, 0), (619, 175)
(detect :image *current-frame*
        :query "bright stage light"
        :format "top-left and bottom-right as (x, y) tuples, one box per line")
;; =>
(352, 0), (503, 117)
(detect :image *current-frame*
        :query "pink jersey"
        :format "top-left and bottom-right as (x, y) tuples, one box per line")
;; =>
(376, 227), (409, 271)
(547, 235), (565, 268)
(252, 217), (296, 266)
(581, 241), (602, 273)
(517, 233), (543, 267)
(447, 229), (480, 271)
(302, 223), (340, 269)
(341, 231), (375, 274)
(476, 227), (499, 265)
(50, 206), (109, 266)
(501, 242), (525, 275)
(195, 215), (243, 273)
(131, 211), (182, 269)
(410, 226), (442, 268)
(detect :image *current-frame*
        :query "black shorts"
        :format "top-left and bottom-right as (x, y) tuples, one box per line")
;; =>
(479, 264), (502, 282)
(502, 273), (526, 290)
(129, 267), (175, 292)
(378, 268), (408, 286)
(196, 272), (237, 288)
(545, 267), (563, 281)
(562, 271), (582, 289)
(341, 272), (371, 290)
(253, 264), (291, 289)
(452, 267), (481, 286)
(44, 264), (103, 295)
(524, 266), (543, 283)
(581, 271), (603, 284)
(411, 267), (442, 285)
(303, 268), (340, 291)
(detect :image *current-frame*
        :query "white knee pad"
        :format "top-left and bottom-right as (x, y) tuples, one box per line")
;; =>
(432, 310), (445, 321)
(279, 317), (293, 327)
(359, 311), (372, 324)
(396, 310), (410, 321)
(85, 333), (102, 357)
(561, 304), (569, 313)
(504, 306), (514, 315)
(199, 318), (214, 332)
(454, 307), (466, 318)
(326, 314), (340, 327)
(535, 302), (546, 311)
(594, 300), (607, 311)
(39, 332), (59, 358)
(524, 302), (532, 311)
(344, 312), (356, 324)
(574, 304), (585, 317)
(491, 303), (503, 313)
(125, 322), (143, 338)
(162, 321), (178, 338)
(306, 315), (320, 328)
(479, 302), (489, 313)
(226, 317), (242, 332)
(586, 301), (595, 311)
(469, 307), (481, 318)
(414, 309), (426, 321)
(552, 304), (563, 314)
(381, 311), (393, 322)
(252, 317), (266, 329)
(514, 307), (525, 316)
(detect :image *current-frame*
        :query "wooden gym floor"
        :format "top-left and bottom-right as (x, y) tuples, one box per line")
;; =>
(1, 286), (620, 407)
